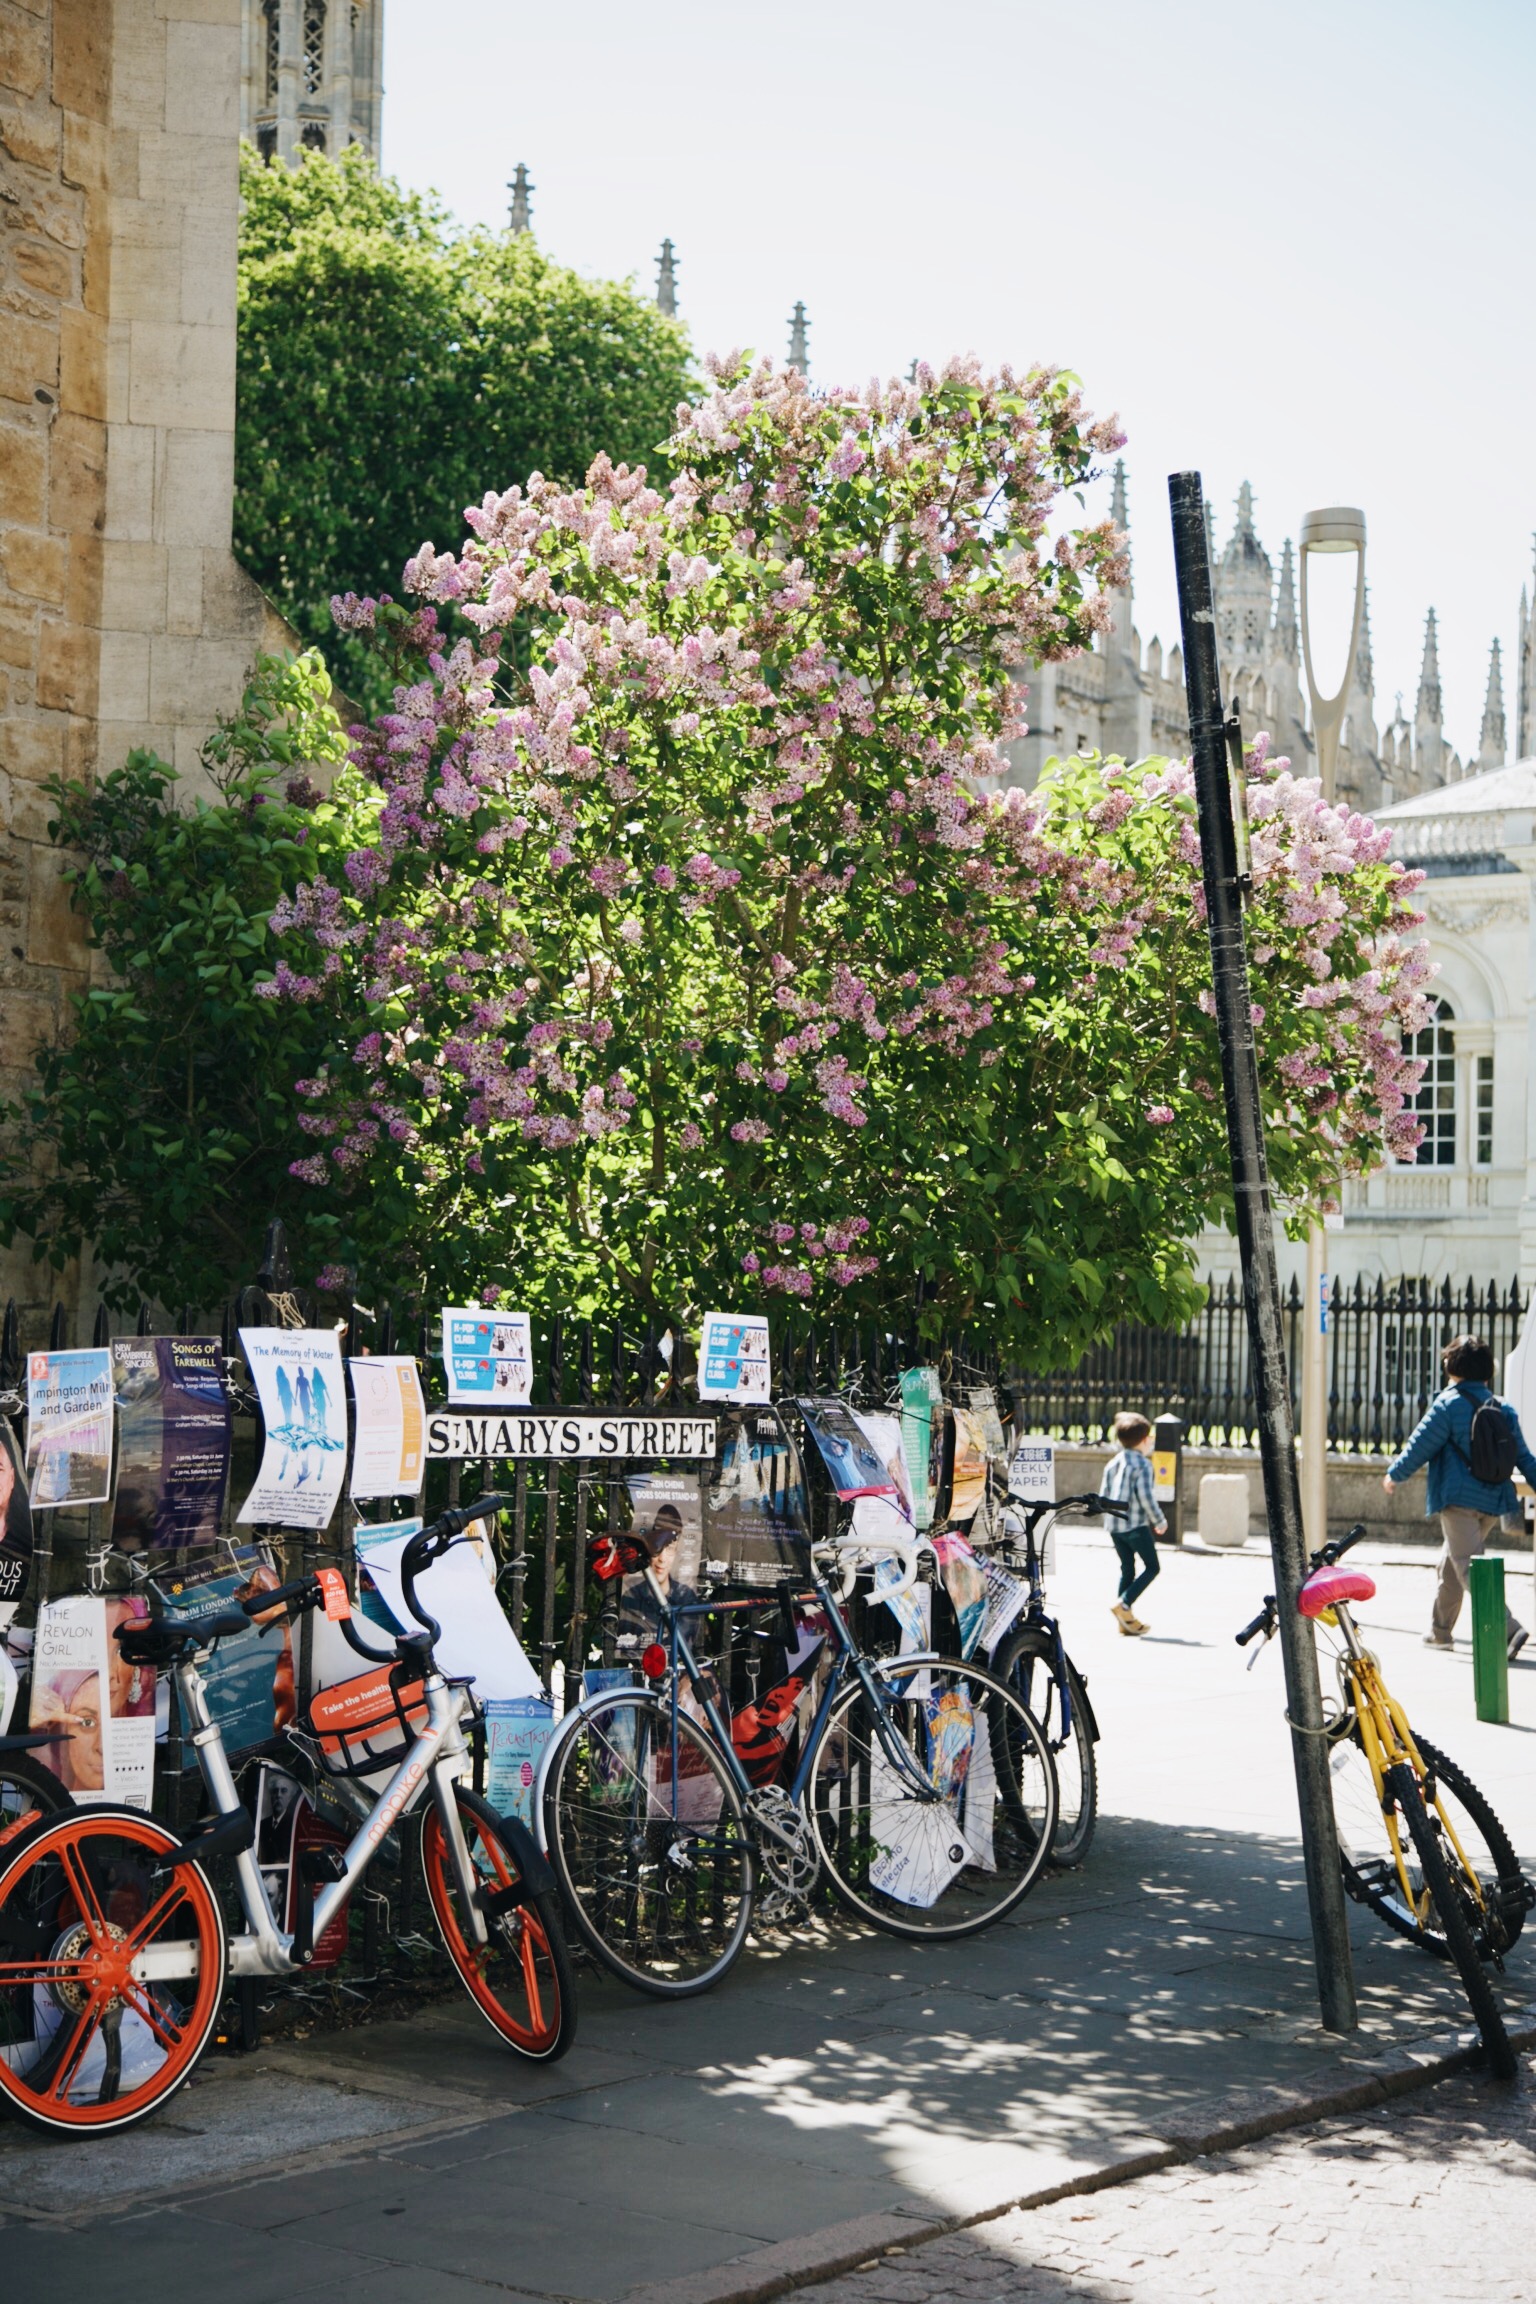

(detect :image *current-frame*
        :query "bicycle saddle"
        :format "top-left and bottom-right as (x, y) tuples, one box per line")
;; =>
(116, 1609), (251, 1663)
(1297, 1564), (1376, 1618)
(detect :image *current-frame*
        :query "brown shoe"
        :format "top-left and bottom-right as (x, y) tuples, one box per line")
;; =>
(1125, 1614), (1149, 1635)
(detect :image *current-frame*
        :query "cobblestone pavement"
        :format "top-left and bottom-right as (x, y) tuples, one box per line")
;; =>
(795, 2054), (1536, 2304)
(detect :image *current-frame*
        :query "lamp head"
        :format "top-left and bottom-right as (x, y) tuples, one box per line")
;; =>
(1300, 507), (1366, 554)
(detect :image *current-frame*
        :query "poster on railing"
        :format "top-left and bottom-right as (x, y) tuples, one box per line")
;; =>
(948, 1408), (990, 1530)
(966, 1386), (1011, 1468)
(161, 1549), (295, 1754)
(350, 1517), (539, 1699)
(484, 1695), (557, 1829)
(701, 1407), (806, 1586)
(932, 1531), (988, 1658)
(1007, 1434), (1055, 1503)
(698, 1311), (771, 1402)
(0, 1417), (33, 1620)
(348, 1355), (427, 1499)
(441, 1308), (532, 1405)
(621, 1471), (704, 1633)
(24, 1348), (114, 1510)
(237, 1328), (347, 1530)
(797, 1398), (899, 1500)
(28, 1592), (156, 1806)
(110, 1336), (230, 1548)
(898, 1368), (941, 1532)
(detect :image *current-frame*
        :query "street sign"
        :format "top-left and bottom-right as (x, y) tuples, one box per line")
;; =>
(425, 1411), (717, 1461)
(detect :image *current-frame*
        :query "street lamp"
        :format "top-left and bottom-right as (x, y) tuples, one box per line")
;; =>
(1298, 506), (1367, 1553)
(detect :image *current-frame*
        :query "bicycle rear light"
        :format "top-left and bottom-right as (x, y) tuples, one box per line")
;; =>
(641, 1643), (668, 1681)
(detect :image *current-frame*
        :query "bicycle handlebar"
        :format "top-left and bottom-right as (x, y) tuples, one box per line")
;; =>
(829, 1534), (928, 1603)
(1310, 1521), (1367, 1573)
(1235, 1598), (1277, 1647)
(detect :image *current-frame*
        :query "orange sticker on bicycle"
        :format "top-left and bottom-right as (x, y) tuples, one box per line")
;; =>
(314, 1567), (353, 1620)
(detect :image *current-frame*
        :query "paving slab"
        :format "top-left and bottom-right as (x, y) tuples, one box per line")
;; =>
(4, 1535), (1533, 2303)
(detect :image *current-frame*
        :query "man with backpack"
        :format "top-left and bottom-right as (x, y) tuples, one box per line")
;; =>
(1383, 1333), (1536, 1660)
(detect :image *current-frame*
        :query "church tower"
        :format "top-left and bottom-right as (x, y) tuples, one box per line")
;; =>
(242, 1), (385, 164)
(1214, 483), (1273, 670)
(1477, 639), (1507, 772)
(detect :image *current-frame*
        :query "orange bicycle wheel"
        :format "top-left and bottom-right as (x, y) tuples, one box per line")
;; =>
(0, 1806), (226, 2136)
(422, 1786), (574, 2061)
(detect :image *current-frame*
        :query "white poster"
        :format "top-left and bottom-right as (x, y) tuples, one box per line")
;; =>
(1008, 1435), (1055, 1502)
(349, 1356), (428, 1499)
(25, 1349), (114, 1510)
(28, 1593), (156, 1808)
(237, 1328), (348, 1530)
(352, 1520), (540, 1699)
(441, 1309), (532, 1405)
(698, 1312), (771, 1402)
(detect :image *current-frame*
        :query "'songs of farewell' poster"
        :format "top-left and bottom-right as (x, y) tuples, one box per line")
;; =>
(111, 1336), (231, 1548)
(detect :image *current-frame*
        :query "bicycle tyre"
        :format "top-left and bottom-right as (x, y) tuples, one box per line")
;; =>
(1385, 1761), (1517, 2083)
(423, 1785), (575, 2061)
(808, 1657), (1058, 1940)
(0, 1750), (72, 1847)
(544, 1690), (754, 1999)
(0, 1803), (226, 2136)
(991, 1628), (1097, 1868)
(1339, 1733), (1527, 1962)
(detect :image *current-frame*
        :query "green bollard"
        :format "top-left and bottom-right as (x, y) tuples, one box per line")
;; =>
(1469, 1554), (1509, 1725)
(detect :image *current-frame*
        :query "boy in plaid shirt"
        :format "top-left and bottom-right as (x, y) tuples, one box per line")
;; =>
(1099, 1411), (1166, 1636)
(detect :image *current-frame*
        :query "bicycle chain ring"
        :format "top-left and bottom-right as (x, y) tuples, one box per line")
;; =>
(746, 1787), (818, 1898)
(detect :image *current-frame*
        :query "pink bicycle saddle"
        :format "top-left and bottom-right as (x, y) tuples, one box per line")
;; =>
(1298, 1564), (1376, 1618)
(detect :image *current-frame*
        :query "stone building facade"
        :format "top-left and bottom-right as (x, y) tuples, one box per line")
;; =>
(1, 0), (288, 1327)
(239, 0), (383, 165)
(1008, 467), (1470, 813)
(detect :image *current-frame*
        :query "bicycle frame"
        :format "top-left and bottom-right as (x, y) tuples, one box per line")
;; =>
(1325, 1598), (1489, 1923)
(164, 1639), (486, 1981)
(533, 1551), (942, 1855)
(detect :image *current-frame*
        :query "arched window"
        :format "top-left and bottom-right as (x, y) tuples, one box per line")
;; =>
(301, 121), (328, 150)
(1407, 997), (1456, 1167)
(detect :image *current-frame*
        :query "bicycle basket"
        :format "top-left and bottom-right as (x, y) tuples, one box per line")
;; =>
(302, 1664), (429, 1778)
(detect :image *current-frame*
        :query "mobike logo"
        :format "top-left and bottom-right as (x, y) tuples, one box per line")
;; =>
(365, 1754), (427, 1851)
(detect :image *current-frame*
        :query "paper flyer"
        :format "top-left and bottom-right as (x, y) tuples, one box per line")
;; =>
(698, 1311), (771, 1402)
(441, 1308), (532, 1405)
(0, 1416), (33, 1620)
(933, 1531), (988, 1659)
(157, 1550), (295, 1753)
(1008, 1434), (1056, 1503)
(25, 1348), (114, 1510)
(701, 1406), (806, 1586)
(868, 1742), (969, 1908)
(898, 1367), (941, 1532)
(237, 1328), (348, 1530)
(870, 1551), (931, 1700)
(348, 1355), (428, 1498)
(966, 1385), (1011, 1467)
(110, 1336), (231, 1548)
(948, 1408), (989, 1528)
(484, 1695), (557, 1829)
(797, 1398), (898, 1500)
(979, 1555), (1031, 1656)
(351, 1518), (540, 1699)
(620, 1471), (704, 1636)
(355, 1515), (422, 1632)
(29, 1592), (156, 1806)
(855, 1411), (915, 1518)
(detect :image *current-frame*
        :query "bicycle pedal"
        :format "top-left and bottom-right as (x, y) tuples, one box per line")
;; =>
(477, 1881), (530, 1919)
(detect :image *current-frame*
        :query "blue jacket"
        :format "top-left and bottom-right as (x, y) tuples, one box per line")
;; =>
(1386, 1382), (1536, 1518)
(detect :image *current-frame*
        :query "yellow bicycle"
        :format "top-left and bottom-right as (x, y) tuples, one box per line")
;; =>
(1238, 1522), (1531, 2080)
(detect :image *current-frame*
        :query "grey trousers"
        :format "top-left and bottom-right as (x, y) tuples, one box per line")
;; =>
(1432, 1507), (1524, 1639)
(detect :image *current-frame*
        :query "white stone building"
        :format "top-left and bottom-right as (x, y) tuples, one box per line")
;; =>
(240, 0), (384, 164)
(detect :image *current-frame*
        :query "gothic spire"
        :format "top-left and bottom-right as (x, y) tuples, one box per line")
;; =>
(1354, 583), (1374, 694)
(1110, 458), (1128, 533)
(1415, 608), (1444, 786)
(1274, 539), (1298, 658)
(1478, 638), (1506, 771)
(1416, 608), (1442, 725)
(1520, 583), (1532, 761)
(655, 238), (678, 318)
(1233, 479), (1257, 540)
(507, 163), (533, 236)
(787, 300), (809, 373)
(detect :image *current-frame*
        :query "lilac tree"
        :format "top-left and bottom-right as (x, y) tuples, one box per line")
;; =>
(267, 356), (1428, 1359)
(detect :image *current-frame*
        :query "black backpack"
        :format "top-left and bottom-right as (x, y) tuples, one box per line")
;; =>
(1451, 1387), (1520, 1486)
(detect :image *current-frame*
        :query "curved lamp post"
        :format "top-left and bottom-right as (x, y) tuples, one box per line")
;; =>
(1298, 506), (1367, 1551)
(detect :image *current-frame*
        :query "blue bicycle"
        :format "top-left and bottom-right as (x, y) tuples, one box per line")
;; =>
(539, 1524), (1060, 1996)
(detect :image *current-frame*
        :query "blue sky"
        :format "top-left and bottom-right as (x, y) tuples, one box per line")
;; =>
(380, 0), (1533, 764)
